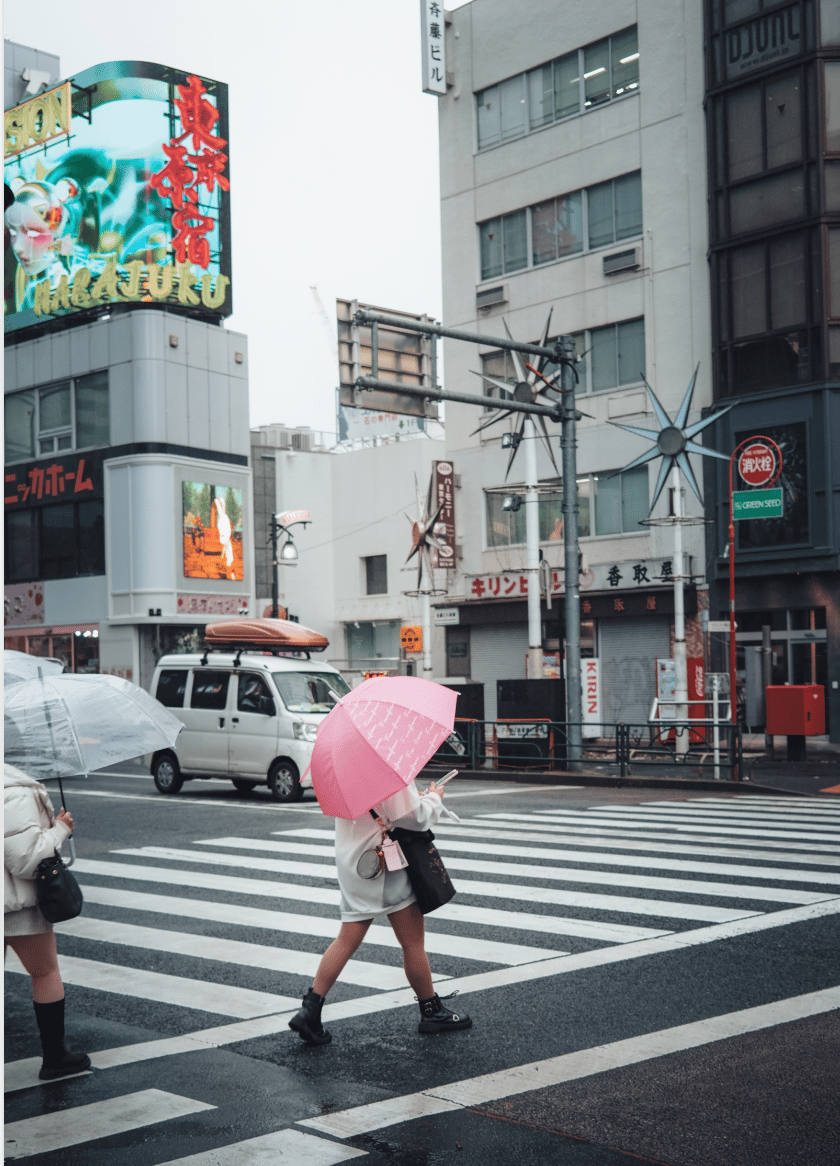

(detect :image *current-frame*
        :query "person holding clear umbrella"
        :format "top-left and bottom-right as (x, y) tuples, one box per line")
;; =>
(4, 762), (91, 1079)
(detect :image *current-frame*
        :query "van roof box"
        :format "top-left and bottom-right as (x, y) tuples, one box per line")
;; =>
(204, 618), (329, 657)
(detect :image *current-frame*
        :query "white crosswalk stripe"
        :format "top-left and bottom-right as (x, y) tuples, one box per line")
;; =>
(6, 792), (840, 1160)
(3, 1089), (215, 1159)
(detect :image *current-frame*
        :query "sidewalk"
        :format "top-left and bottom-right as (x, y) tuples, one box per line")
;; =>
(425, 734), (840, 797)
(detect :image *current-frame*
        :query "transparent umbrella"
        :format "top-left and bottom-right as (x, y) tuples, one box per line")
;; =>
(3, 673), (183, 781)
(3, 649), (65, 686)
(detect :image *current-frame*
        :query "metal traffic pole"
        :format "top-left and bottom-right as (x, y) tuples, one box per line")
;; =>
(559, 335), (582, 768)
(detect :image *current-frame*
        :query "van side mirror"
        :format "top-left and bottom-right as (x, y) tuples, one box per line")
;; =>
(259, 695), (275, 717)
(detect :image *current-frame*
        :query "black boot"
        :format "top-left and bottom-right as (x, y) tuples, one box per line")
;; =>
(288, 988), (331, 1045)
(418, 993), (472, 1034)
(33, 999), (91, 1080)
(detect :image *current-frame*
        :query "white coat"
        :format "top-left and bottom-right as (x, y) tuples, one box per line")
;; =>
(4, 764), (71, 916)
(334, 782), (456, 921)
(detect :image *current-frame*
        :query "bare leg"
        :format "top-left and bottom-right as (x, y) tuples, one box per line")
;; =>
(6, 932), (64, 1003)
(387, 903), (434, 1000)
(312, 920), (372, 997)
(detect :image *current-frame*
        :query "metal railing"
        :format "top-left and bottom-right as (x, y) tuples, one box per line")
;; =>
(427, 717), (746, 781)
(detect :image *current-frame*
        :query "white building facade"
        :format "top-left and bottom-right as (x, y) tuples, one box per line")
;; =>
(434, 0), (712, 724)
(251, 425), (448, 685)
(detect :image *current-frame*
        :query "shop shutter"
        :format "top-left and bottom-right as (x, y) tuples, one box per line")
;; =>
(468, 622), (529, 723)
(598, 616), (670, 727)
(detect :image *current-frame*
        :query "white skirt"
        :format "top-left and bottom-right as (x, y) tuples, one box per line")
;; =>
(340, 867), (416, 922)
(5, 906), (52, 937)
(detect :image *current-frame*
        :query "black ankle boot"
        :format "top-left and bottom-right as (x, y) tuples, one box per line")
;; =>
(418, 993), (472, 1034)
(288, 988), (331, 1045)
(33, 999), (92, 1080)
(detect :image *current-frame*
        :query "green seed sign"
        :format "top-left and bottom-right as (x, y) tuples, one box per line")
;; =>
(732, 488), (783, 520)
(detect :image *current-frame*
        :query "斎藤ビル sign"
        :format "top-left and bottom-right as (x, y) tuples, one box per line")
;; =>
(4, 60), (232, 335)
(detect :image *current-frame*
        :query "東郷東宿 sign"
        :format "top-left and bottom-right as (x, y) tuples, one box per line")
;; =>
(732, 488), (783, 519)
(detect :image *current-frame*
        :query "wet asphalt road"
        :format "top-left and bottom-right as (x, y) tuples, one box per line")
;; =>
(4, 766), (840, 1165)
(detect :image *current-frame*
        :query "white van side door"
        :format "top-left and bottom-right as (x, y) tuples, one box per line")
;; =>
(178, 668), (232, 774)
(229, 672), (280, 777)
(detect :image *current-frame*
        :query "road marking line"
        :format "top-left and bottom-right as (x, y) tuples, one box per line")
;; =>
(3, 1088), (215, 1159)
(279, 826), (840, 885)
(8, 899), (840, 1089)
(107, 847), (756, 920)
(472, 814), (840, 855)
(609, 803), (840, 822)
(192, 835), (829, 905)
(486, 812), (840, 847)
(76, 885), (563, 966)
(430, 823), (840, 868)
(4, 948), (299, 1019)
(71, 857), (341, 903)
(675, 797), (840, 813)
(298, 985), (840, 1139)
(52, 917), (408, 990)
(570, 806), (840, 830)
(156, 1128), (368, 1165)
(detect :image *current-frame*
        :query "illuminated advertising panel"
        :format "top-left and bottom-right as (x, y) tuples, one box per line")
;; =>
(4, 61), (231, 334)
(182, 481), (244, 581)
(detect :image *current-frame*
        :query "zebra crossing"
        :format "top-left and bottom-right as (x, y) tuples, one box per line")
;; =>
(5, 791), (840, 1163)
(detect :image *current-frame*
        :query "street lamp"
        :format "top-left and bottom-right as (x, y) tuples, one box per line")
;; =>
(268, 509), (311, 618)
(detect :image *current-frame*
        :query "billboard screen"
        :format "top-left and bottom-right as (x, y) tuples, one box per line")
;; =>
(182, 481), (243, 581)
(4, 61), (231, 334)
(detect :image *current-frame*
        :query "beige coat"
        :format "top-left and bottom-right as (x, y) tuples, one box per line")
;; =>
(4, 764), (71, 915)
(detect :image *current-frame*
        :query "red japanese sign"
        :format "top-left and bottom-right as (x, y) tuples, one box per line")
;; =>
(4, 452), (101, 508)
(150, 75), (230, 270)
(738, 442), (777, 486)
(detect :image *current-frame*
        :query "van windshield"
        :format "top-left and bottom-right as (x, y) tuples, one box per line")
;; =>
(270, 671), (350, 713)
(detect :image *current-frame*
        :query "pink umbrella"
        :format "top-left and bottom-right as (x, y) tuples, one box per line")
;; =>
(308, 676), (457, 819)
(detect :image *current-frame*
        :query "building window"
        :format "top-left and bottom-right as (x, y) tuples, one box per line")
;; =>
(592, 466), (649, 535)
(4, 500), (105, 583)
(347, 621), (400, 670)
(364, 554), (388, 595)
(479, 173), (641, 280)
(485, 480), (591, 548)
(476, 27), (639, 151)
(481, 320), (644, 403)
(4, 371), (109, 464)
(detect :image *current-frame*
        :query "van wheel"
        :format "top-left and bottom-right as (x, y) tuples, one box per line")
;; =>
(269, 760), (302, 802)
(153, 753), (183, 795)
(231, 779), (257, 794)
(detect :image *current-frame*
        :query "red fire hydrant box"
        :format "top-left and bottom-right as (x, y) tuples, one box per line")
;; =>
(765, 686), (825, 736)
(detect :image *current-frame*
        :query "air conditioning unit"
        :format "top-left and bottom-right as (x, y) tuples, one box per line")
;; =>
(603, 247), (641, 276)
(291, 431), (312, 452)
(476, 284), (508, 310)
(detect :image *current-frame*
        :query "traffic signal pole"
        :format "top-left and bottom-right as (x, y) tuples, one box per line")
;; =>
(353, 309), (583, 766)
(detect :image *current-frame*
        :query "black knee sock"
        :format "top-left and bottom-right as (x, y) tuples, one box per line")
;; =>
(33, 998), (66, 1064)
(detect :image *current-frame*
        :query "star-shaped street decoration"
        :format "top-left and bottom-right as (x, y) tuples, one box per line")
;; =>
(609, 365), (732, 511)
(470, 312), (570, 481)
(404, 473), (446, 591)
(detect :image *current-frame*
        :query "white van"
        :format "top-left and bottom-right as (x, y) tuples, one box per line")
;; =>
(149, 650), (349, 801)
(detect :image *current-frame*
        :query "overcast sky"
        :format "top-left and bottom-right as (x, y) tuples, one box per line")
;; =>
(5, 0), (470, 436)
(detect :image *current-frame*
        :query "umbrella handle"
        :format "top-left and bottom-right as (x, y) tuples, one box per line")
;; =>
(63, 835), (76, 867)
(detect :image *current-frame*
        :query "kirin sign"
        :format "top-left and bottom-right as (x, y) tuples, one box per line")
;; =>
(4, 61), (232, 334)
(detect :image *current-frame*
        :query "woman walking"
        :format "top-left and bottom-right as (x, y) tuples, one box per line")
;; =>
(289, 779), (471, 1044)
(4, 763), (91, 1079)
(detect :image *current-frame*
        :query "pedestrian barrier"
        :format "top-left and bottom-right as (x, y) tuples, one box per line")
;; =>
(431, 717), (745, 781)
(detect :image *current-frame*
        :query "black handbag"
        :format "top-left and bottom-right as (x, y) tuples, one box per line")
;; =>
(386, 825), (456, 915)
(35, 850), (84, 924)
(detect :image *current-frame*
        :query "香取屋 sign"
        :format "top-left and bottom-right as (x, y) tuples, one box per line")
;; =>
(466, 558), (683, 600)
(4, 61), (232, 335)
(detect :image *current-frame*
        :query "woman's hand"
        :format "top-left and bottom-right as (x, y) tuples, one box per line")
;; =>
(426, 782), (445, 800)
(56, 808), (75, 832)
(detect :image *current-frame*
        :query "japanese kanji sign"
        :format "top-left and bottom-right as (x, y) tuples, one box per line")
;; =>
(421, 1), (447, 95)
(430, 460), (457, 569)
(4, 60), (232, 335)
(465, 558), (683, 600)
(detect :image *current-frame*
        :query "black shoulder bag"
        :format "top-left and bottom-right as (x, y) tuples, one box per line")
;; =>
(35, 775), (83, 924)
(35, 851), (84, 923)
(371, 811), (455, 915)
